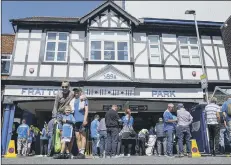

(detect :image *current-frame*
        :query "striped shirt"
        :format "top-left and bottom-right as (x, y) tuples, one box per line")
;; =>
(205, 103), (220, 125)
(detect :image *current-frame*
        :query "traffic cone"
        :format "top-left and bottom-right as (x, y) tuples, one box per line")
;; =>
(4, 140), (17, 158)
(191, 139), (201, 158)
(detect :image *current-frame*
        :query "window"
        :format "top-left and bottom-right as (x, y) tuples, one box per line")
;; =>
(89, 32), (129, 61)
(1, 55), (12, 75)
(148, 36), (161, 64)
(44, 32), (69, 62)
(178, 37), (200, 65)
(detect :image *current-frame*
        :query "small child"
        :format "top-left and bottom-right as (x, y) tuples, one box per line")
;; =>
(60, 105), (76, 159)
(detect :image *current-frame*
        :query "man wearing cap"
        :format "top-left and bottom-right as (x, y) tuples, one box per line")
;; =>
(176, 103), (193, 157)
(205, 97), (221, 156)
(163, 103), (177, 157)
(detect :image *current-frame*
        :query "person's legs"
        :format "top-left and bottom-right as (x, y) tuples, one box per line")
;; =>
(22, 139), (27, 156)
(40, 140), (44, 155)
(166, 130), (174, 156)
(75, 132), (81, 153)
(17, 138), (22, 155)
(44, 140), (48, 156)
(177, 126), (184, 155)
(127, 142), (132, 156)
(27, 143), (31, 155)
(111, 128), (119, 156)
(121, 139), (125, 155)
(92, 138), (98, 156)
(185, 127), (191, 154)
(208, 125), (214, 154)
(106, 129), (112, 157)
(80, 132), (87, 155)
(219, 128), (226, 154)
(48, 134), (53, 156)
(162, 137), (167, 156)
(157, 138), (162, 155)
(214, 124), (220, 154)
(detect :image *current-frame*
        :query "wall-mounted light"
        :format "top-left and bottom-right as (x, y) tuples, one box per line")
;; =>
(29, 68), (34, 74)
(192, 71), (196, 77)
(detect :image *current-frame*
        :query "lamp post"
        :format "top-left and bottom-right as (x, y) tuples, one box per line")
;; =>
(185, 10), (209, 104)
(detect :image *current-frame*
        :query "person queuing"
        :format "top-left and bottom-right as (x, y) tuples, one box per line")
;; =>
(155, 117), (167, 157)
(39, 122), (49, 157)
(59, 106), (76, 159)
(205, 97), (221, 156)
(27, 126), (34, 156)
(90, 114), (100, 158)
(221, 95), (231, 153)
(219, 110), (227, 154)
(120, 109), (135, 157)
(17, 119), (29, 156)
(163, 103), (177, 158)
(98, 117), (107, 158)
(138, 129), (149, 156)
(73, 89), (89, 159)
(176, 103), (193, 157)
(105, 105), (120, 158)
(47, 118), (55, 157)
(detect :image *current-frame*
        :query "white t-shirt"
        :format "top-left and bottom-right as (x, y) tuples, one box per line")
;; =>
(205, 103), (220, 125)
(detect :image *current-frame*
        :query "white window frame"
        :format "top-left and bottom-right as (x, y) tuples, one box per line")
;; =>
(148, 35), (161, 64)
(44, 32), (69, 62)
(89, 32), (130, 62)
(1, 54), (12, 75)
(178, 36), (201, 65)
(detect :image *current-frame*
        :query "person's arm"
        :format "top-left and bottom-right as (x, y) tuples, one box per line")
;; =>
(130, 116), (134, 126)
(164, 112), (176, 123)
(83, 99), (89, 126)
(52, 94), (59, 118)
(27, 126), (30, 137)
(216, 107), (221, 121)
(189, 113), (193, 124)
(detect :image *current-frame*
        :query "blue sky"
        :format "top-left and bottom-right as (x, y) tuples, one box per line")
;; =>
(2, 1), (104, 34)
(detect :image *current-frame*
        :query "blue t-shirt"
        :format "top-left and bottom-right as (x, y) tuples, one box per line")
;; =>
(163, 110), (176, 131)
(74, 98), (88, 122)
(17, 124), (29, 139)
(91, 119), (99, 138)
(40, 128), (48, 140)
(28, 130), (34, 143)
(121, 115), (134, 127)
(62, 114), (75, 138)
(221, 99), (231, 122)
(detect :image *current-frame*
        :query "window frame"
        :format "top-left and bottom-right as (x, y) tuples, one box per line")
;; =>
(148, 35), (162, 64)
(1, 54), (12, 75)
(178, 36), (201, 65)
(89, 32), (130, 62)
(44, 32), (69, 63)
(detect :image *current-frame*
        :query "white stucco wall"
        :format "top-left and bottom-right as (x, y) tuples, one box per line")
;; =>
(124, 1), (231, 22)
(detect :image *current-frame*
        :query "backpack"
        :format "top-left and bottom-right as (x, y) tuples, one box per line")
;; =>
(227, 103), (231, 116)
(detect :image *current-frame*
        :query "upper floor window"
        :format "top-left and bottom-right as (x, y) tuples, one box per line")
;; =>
(89, 32), (129, 61)
(44, 32), (69, 62)
(178, 36), (200, 65)
(1, 55), (12, 75)
(148, 35), (161, 64)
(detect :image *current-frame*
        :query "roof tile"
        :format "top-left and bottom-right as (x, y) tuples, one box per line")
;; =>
(1, 34), (15, 54)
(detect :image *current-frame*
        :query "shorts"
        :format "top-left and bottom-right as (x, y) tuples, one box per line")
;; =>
(74, 122), (87, 133)
(61, 137), (71, 143)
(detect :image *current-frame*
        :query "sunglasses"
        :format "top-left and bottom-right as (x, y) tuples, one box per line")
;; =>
(62, 86), (68, 89)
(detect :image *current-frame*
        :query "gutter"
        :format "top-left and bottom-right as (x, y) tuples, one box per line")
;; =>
(142, 18), (223, 27)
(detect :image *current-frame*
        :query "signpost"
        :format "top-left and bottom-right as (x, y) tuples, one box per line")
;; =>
(129, 105), (148, 111)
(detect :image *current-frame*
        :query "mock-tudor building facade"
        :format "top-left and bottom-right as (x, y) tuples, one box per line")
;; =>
(1, 0), (231, 155)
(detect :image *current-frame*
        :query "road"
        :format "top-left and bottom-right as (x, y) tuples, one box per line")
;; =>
(2, 155), (231, 164)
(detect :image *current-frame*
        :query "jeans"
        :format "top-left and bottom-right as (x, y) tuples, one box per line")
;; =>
(176, 126), (191, 154)
(106, 127), (119, 156)
(138, 137), (146, 155)
(208, 124), (220, 154)
(99, 131), (107, 156)
(121, 139), (132, 155)
(165, 129), (174, 155)
(40, 139), (48, 155)
(47, 133), (53, 155)
(92, 138), (98, 156)
(157, 137), (167, 155)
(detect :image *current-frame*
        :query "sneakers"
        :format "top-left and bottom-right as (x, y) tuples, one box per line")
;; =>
(93, 156), (100, 159)
(126, 154), (131, 157)
(73, 153), (85, 159)
(158, 154), (161, 157)
(178, 153), (184, 157)
(105, 156), (111, 159)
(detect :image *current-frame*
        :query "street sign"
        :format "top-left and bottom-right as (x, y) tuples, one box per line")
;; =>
(200, 74), (208, 89)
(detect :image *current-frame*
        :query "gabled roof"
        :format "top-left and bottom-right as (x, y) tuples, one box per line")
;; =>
(79, 0), (140, 26)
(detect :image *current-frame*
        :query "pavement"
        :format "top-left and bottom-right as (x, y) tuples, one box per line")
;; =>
(2, 155), (231, 164)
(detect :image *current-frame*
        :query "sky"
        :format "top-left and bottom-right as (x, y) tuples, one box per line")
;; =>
(2, 1), (104, 34)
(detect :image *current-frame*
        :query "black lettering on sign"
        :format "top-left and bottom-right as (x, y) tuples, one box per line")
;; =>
(104, 73), (117, 80)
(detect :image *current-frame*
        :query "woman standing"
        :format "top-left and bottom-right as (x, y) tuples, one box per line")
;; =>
(27, 126), (34, 156)
(120, 109), (135, 157)
(39, 122), (49, 157)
